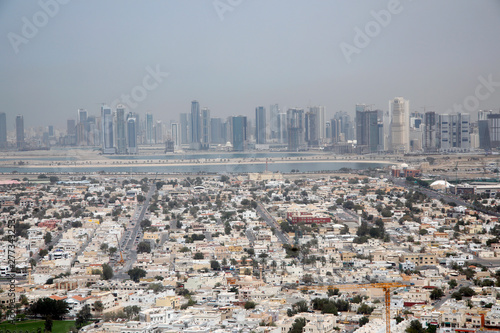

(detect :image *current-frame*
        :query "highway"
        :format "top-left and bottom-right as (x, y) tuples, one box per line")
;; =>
(113, 181), (156, 280)
(255, 202), (290, 244)
(392, 177), (470, 207)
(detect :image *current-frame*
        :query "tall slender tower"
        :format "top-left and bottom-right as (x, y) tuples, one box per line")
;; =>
(269, 104), (279, 140)
(255, 106), (267, 144)
(232, 116), (247, 151)
(127, 116), (138, 154)
(190, 100), (201, 149)
(201, 108), (210, 149)
(146, 113), (154, 144)
(115, 105), (127, 154)
(287, 108), (305, 151)
(390, 97), (410, 153)
(309, 106), (326, 144)
(16, 115), (24, 150)
(0, 113), (7, 149)
(101, 105), (115, 154)
(171, 123), (180, 148)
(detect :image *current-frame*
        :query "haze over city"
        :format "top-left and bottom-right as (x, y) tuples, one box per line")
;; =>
(1, 0), (500, 128)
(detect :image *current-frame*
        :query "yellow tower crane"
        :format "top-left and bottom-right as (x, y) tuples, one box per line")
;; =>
(299, 282), (407, 333)
(114, 234), (125, 265)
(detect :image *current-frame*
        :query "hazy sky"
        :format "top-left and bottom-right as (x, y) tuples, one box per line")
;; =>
(1, 0), (500, 128)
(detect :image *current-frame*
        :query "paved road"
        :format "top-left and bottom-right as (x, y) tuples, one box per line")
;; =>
(245, 228), (256, 245)
(434, 281), (472, 309)
(255, 202), (290, 244)
(113, 182), (156, 280)
(393, 177), (470, 207)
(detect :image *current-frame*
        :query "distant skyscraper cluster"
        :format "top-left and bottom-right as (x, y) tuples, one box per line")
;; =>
(1, 97), (498, 154)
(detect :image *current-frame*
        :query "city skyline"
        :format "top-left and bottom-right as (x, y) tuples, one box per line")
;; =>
(1, 1), (500, 128)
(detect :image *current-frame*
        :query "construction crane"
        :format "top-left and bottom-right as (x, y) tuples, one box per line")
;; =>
(299, 282), (406, 333)
(114, 234), (125, 265)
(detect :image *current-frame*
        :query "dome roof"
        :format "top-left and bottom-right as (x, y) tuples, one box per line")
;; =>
(430, 180), (451, 188)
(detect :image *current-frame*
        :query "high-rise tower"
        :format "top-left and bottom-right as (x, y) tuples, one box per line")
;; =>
(232, 116), (247, 151)
(16, 115), (24, 150)
(0, 113), (6, 148)
(390, 97), (410, 153)
(101, 105), (115, 154)
(255, 106), (267, 145)
(116, 105), (127, 154)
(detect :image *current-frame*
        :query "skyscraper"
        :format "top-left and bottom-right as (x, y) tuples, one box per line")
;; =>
(210, 118), (224, 144)
(269, 104), (279, 140)
(255, 106), (267, 145)
(305, 111), (318, 146)
(309, 106), (326, 144)
(146, 113), (154, 144)
(171, 123), (180, 148)
(0, 113), (6, 148)
(180, 113), (189, 145)
(287, 108), (305, 151)
(67, 119), (76, 145)
(390, 97), (410, 153)
(76, 108), (88, 146)
(155, 120), (164, 144)
(190, 100), (201, 149)
(127, 117), (138, 154)
(16, 115), (24, 150)
(232, 116), (247, 151)
(355, 105), (380, 153)
(423, 111), (437, 152)
(115, 105), (127, 154)
(333, 111), (354, 142)
(277, 113), (287, 144)
(438, 113), (470, 152)
(201, 107), (210, 149)
(101, 105), (115, 154)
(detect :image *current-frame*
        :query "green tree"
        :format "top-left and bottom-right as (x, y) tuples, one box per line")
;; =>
(357, 303), (375, 315)
(448, 279), (457, 289)
(94, 300), (104, 313)
(430, 288), (444, 300)
(44, 232), (52, 245)
(406, 320), (425, 333)
(45, 316), (53, 332)
(244, 301), (257, 310)
(29, 298), (69, 320)
(76, 305), (92, 328)
(292, 300), (309, 313)
(359, 316), (369, 327)
(289, 317), (307, 333)
(127, 267), (147, 282)
(101, 263), (114, 280)
(193, 252), (204, 259)
(459, 286), (476, 297)
(123, 305), (141, 319)
(137, 241), (151, 253)
(210, 260), (221, 271)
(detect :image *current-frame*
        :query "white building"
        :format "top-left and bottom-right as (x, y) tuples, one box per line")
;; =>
(390, 97), (410, 153)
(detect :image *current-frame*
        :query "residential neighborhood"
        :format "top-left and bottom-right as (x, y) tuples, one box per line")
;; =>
(2, 169), (500, 333)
